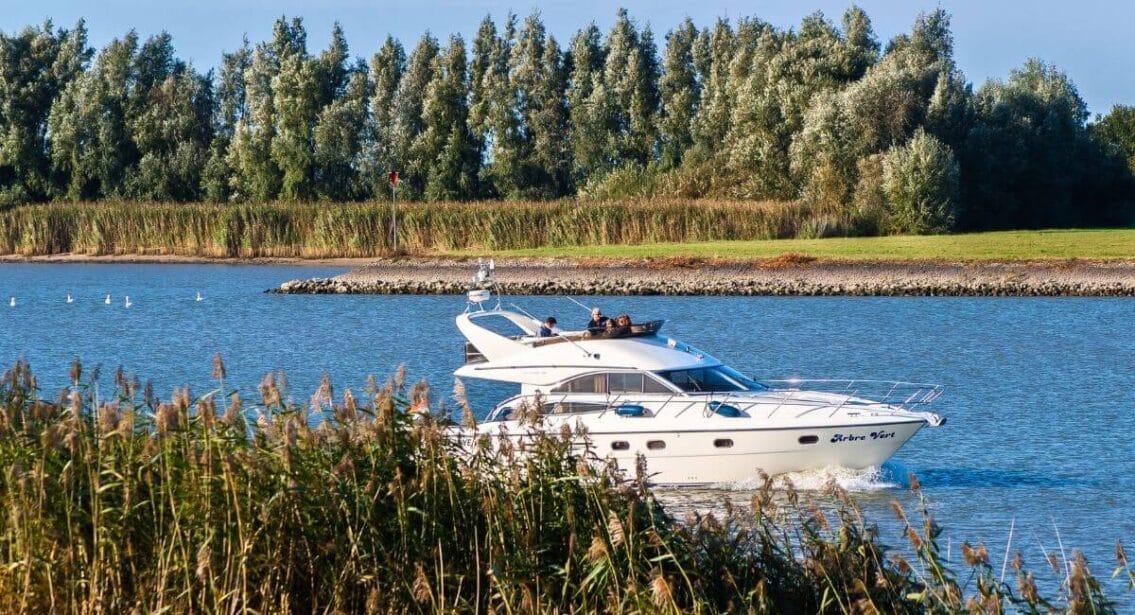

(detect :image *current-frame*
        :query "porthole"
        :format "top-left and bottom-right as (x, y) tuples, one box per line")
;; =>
(611, 441), (630, 451)
(798, 435), (819, 445)
(646, 440), (666, 450)
(713, 438), (734, 448)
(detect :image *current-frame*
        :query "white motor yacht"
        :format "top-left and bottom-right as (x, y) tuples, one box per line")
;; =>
(454, 261), (945, 485)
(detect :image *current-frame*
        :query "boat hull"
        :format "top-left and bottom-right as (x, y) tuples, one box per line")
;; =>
(480, 419), (926, 486)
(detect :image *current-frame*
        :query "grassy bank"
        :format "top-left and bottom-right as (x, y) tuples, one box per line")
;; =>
(454, 229), (1135, 261)
(0, 199), (824, 258)
(0, 359), (1129, 612)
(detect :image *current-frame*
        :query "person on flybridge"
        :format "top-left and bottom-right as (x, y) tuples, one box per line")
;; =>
(587, 307), (609, 328)
(538, 317), (559, 337)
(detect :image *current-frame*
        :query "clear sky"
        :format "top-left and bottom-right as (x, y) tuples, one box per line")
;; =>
(2, 1), (1130, 115)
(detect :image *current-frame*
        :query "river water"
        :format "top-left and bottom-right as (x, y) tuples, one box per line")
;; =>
(2, 263), (1134, 597)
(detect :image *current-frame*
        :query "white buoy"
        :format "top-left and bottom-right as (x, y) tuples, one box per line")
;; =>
(8, 297), (14, 307)
(195, 291), (203, 302)
(124, 296), (132, 308)
(104, 294), (111, 305)
(66, 293), (73, 303)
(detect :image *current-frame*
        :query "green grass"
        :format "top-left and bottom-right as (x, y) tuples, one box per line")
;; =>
(452, 229), (1135, 261)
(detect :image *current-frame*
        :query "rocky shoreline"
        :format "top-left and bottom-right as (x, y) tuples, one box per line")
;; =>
(270, 258), (1135, 297)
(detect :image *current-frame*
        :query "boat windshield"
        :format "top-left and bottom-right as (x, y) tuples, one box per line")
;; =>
(655, 366), (768, 393)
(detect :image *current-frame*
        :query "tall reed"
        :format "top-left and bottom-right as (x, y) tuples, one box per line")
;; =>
(0, 199), (855, 258)
(0, 359), (1125, 612)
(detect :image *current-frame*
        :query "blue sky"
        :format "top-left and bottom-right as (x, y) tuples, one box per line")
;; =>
(2, 1), (1130, 115)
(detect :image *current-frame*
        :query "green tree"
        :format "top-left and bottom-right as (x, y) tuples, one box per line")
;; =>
(123, 33), (214, 201)
(1090, 106), (1135, 174)
(882, 128), (959, 233)
(360, 36), (404, 197)
(468, 15), (520, 197)
(511, 15), (571, 197)
(591, 9), (658, 171)
(48, 32), (139, 200)
(415, 35), (477, 201)
(0, 20), (91, 203)
(314, 67), (369, 200)
(202, 39), (251, 201)
(389, 34), (438, 199)
(689, 19), (734, 164)
(961, 59), (1096, 228)
(127, 69), (214, 201)
(658, 18), (698, 169)
(787, 8), (965, 207)
(566, 23), (605, 183)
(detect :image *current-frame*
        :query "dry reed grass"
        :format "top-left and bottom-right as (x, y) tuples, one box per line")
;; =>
(0, 199), (844, 258)
(0, 359), (1125, 612)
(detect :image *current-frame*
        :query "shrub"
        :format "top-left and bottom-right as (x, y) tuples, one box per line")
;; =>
(883, 128), (960, 234)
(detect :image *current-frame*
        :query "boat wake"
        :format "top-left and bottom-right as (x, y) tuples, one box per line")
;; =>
(711, 465), (901, 493)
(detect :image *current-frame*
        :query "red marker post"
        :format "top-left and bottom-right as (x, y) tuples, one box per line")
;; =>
(389, 171), (400, 253)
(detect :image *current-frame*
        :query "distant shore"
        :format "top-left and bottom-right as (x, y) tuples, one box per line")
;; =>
(272, 257), (1135, 297)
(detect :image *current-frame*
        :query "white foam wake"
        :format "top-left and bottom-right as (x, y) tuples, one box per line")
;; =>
(712, 465), (900, 493)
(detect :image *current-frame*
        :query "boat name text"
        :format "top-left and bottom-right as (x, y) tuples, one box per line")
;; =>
(830, 430), (896, 443)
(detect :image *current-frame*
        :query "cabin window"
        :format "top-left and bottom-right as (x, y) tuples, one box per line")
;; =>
(798, 435), (819, 445)
(552, 374), (608, 394)
(545, 402), (607, 415)
(608, 372), (643, 393)
(611, 441), (630, 451)
(646, 440), (666, 450)
(488, 406), (513, 422)
(713, 438), (734, 448)
(655, 367), (767, 393)
(641, 375), (673, 393)
(553, 372), (674, 394)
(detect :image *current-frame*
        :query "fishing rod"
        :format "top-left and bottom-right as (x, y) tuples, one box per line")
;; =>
(564, 296), (595, 314)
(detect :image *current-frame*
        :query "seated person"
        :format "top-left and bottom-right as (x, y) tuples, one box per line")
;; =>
(606, 314), (632, 337)
(538, 317), (559, 337)
(588, 307), (609, 329)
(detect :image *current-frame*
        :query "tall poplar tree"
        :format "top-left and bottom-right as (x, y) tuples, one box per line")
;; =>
(468, 15), (520, 197)
(361, 36), (404, 196)
(511, 14), (571, 197)
(658, 18), (698, 169)
(416, 35), (477, 200)
(567, 24), (605, 183)
(314, 64), (369, 200)
(389, 34), (438, 199)
(688, 19), (734, 163)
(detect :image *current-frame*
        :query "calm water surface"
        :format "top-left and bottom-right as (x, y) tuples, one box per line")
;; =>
(2, 263), (1133, 595)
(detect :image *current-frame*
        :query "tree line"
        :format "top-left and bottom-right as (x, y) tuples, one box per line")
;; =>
(1, 8), (1133, 232)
